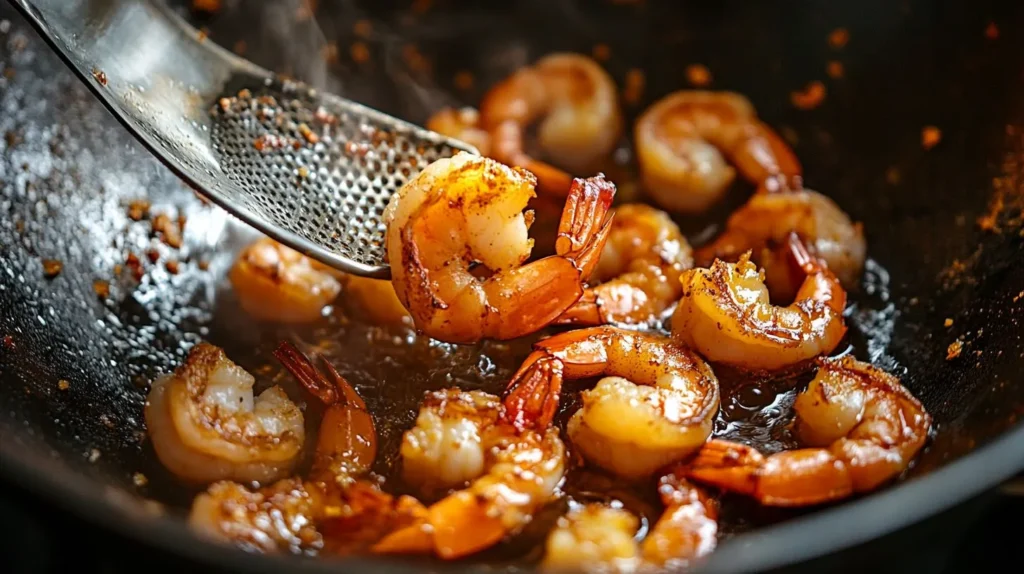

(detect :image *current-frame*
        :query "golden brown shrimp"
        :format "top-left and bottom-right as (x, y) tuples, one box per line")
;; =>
(375, 388), (566, 560)
(635, 90), (801, 213)
(383, 152), (615, 344)
(542, 475), (718, 572)
(189, 343), (427, 555)
(681, 357), (931, 506)
(426, 106), (492, 156)
(695, 187), (867, 300)
(479, 53), (623, 195)
(672, 234), (847, 371)
(503, 326), (719, 480)
(145, 342), (304, 485)
(337, 274), (412, 327)
(555, 203), (693, 326)
(229, 237), (341, 323)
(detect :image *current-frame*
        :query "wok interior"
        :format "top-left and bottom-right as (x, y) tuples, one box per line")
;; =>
(1, 0), (1023, 569)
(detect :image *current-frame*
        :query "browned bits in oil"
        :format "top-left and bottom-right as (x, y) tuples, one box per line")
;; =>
(127, 199), (150, 221)
(350, 41), (370, 64)
(1014, 291), (1024, 303)
(454, 70), (474, 91)
(298, 123), (319, 144)
(126, 252), (144, 281)
(354, 19), (373, 38)
(152, 213), (183, 249)
(88, 448), (101, 463)
(165, 260), (181, 275)
(42, 259), (63, 278)
(623, 68), (646, 106)
(233, 40), (247, 55)
(133, 472), (149, 487)
(92, 68), (107, 86)
(197, 28), (209, 43)
(237, 88), (252, 99)
(944, 318), (954, 328)
(192, 0), (222, 13)
(791, 81), (826, 110)
(322, 42), (339, 65)
(826, 60), (844, 79)
(93, 280), (110, 299)
(198, 259), (210, 271)
(947, 339), (963, 360)
(921, 126), (942, 150)
(2, 335), (13, 350)
(686, 64), (712, 87)
(985, 21), (999, 39)
(592, 43), (611, 61)
(828, 28), (850, 49)
(57, 379), (70, 391)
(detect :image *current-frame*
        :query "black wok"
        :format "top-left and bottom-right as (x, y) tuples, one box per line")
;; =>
(1, 0), (1023, 572)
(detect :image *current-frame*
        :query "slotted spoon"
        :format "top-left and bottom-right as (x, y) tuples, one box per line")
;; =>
(9, 0), (477, 278)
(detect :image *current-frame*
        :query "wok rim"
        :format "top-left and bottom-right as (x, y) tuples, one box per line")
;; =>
(2, 420), (1022, 573)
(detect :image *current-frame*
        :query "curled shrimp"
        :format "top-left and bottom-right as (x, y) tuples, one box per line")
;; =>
(542, 476), (718, 572)
(696, 187), (867, 299)
(479, 53), (623, 195)
(681, 356), (931, 506)
(555, 203), (694, 326)
(672, 234), (847, 371)
(383, 151), (615, 344)
(189, 343), (426, 555)
(426, 106), (492, 156)
(376, 388), (566, 560)
(503, 326), (719, 480)
(145, 342), (304, 485)
(635, 90), (800, 214)
(229, 237), (342, 323)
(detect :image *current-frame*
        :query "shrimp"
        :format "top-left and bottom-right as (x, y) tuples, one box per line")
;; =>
(338, 274), (412, 327)
(695, 188), (867, 300)
(228, 237), (342, 323)
(383, 151), (615, 344)
(426, 106), (492, 156)
(681, 356), (932, 506)
(479, 53), (623, 195)
(189, 343), (427, 555)
(376, 388), (566, 559)
(555, 203), (694, 326)
(145, 342), (305, 485)
(672, 233), (847, 371)
(503, 326), (719, 480)
(635, 90), (801, 214)
(542, 476), (718, 572)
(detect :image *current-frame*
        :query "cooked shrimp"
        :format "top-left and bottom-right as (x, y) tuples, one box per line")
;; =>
(503, 326), (719, 479)
(229, 237), (342, 323)
(479, 53), (623, 195)
(338, 274), (412, 327)
(672, 234), (847, 371)
(426, 106), (492, 156)
(145, 342), (304, 485)
(635, 90), (801, 213)
(543, 475), (717, 572)
(555, 203), (693, 326)
(696, 188), (866, 299)
(681, 357), (931, 506)
(189, 343), (426, 555)
(383, 152), (615, 344)
(376, 388), (566, 559)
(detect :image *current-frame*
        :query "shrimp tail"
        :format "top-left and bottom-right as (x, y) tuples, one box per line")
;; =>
(680, 439), (764, 497)
(552, 289), (603, 326)
(273, 341), (339, 406)
(556, 175), (617, 278)
(503, 354), (565, 432)
(641, 473), (719, 565)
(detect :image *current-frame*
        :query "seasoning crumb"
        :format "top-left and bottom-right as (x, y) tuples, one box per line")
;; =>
(686, 64), (712, 87)
(592, 43), (611, 61)
(197, 27), (209, 42)
(947, 340), (963, 360)
(828, 28), (850, 49)
(350, 41), (370, 64)
(623, 68), (645, 106)
(127, 199), (150, 221)
(791, 81), (827, 110)
(88, 448), (101, 463)
(152, 213), (183, 249)
(826, 60), (844, 79)
(133, 472), (149, 487)
(92, 68), (107, 86)
(58, 379), (69, 391)
(298, 123), (319, 144)
(198, 259), (210, 271)
(93, 280), (110, 299)
(42, 259), (63, 278)
(2, 335), (13, 350)
(921, 126), (942, 150)
(297, 166), (310, 179)
(453, 70), (474, 91)
(1013, 290), (1024, 303)
(146, 249), (160, 264)
(944, 318), (954, 328)
(165, 260), (180, 275)
(984, 21), (999, 39)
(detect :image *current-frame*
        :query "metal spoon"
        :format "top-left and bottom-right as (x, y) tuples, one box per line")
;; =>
(9, 0), (477, 278)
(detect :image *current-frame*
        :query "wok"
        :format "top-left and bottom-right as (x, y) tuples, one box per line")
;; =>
(1, 0), (1023, 572)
